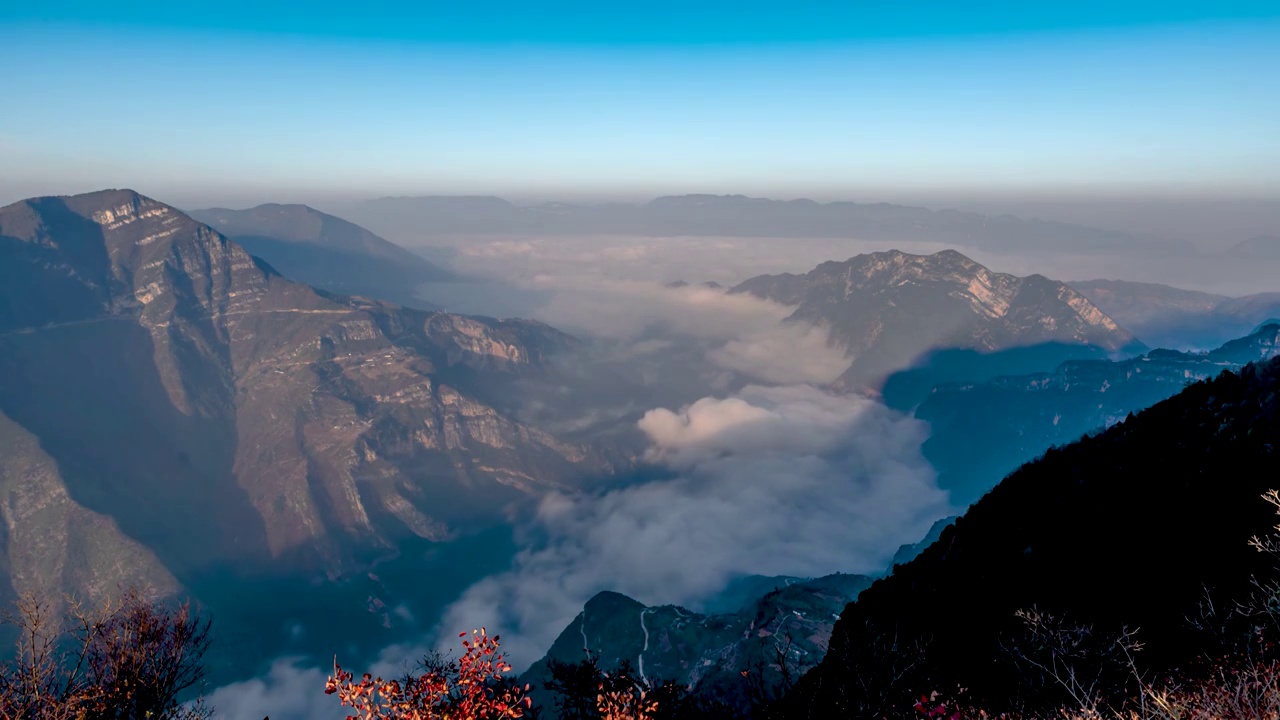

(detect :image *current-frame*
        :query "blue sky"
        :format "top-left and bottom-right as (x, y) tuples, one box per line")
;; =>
(1, 1), (1278, 205)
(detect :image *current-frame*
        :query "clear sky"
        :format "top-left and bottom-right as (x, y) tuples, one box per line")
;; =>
(1, 1), (1278, 206)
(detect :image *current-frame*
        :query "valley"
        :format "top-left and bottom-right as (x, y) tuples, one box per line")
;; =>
(5, 10), (1277, 718)
(2, 188), (1278, 719)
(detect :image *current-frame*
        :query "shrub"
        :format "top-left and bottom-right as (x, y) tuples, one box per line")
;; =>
(0, 587), (212, 720)
(326, 628), (531, 720)
(897, 488), (1280, 720)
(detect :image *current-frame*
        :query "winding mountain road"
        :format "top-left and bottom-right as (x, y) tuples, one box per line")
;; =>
(638, 608), (651, 683)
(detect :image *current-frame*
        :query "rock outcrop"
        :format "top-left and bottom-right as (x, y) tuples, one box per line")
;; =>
(732, 249), (1139, 387)
(0, 190), (613, 598)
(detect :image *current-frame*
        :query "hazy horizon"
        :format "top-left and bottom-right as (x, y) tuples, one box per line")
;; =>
(2, 185), (1278, 255)
(3, 4), (1280, 719)
(5, 2), (1278, 250)
(3, 3), (1278, 210)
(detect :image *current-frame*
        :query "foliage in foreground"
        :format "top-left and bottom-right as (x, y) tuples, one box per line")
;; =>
(542, 650), (747, 720)
(892, 488), (1280, 720)
(326, 628), (532, 720)
(785, 359), (1280, 718)
(0, 587), (211, 720)
(328, 634), (758, 720)
(907, 654), (1280, 720)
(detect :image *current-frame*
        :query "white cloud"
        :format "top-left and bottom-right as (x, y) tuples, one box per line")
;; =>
(203, 639), (444, 720)
(439, 384), (953, 670)
(201, 234), (955, 709)
(422, 234), (863, 385)
(706, 322), (851, 386)
(528, 280), (851, 385)
(203, 658), (335, 720)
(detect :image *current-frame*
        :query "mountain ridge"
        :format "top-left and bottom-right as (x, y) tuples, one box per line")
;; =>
(523, 573), (873, 714)
(188, 202), (452, 309)
(730, 249), (1139, 387)
(913, 322), (1280, 505)
(1071, 278), (1280, 349)
(325, 194), (1194, 256)
(786, 354), (1280, 716)
(0, 189), (618, 592)
(1226, 234), (1280, 260)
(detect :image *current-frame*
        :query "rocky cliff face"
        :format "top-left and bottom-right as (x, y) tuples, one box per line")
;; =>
(0, 190), (614, 602)
(523, 574), (871, 712)
(0, 409), (179, 617)
(731, 250), (1139, 387)
(1226, 234), (1280, 260)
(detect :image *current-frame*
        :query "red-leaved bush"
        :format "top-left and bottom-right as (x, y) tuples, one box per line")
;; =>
(325, 628), (531, 720)
(913, 690), (967, 720)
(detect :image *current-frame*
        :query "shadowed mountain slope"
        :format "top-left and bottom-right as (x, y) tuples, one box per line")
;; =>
(0, 190), (615, 598)
(911, 323), (1280, 505)
(189, 203), (452, 309)
(524, 573), (873, 714)
(787, 355), (1280, 716)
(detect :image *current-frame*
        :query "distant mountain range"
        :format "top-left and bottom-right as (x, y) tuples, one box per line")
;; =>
(189, 203), (452, 309)
(1226, 234), (1280, 260)
(1071, 278), (1280, 349)
(326, 194), (1195, 256)
(730, 249), (1140, 388)
(786, 354), (1280, 717)
(912, 322), (1280, 505)
(7, 187), (1275, 706)
(0, 190), (621, 645)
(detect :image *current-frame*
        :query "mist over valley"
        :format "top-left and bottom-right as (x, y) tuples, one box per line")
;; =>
(2, 5), (1278, 718)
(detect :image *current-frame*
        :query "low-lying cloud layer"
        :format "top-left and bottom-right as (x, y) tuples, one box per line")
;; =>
(439, 383), (952, 668)
(535, 280), (852, 385)
(204, 234), (957, 717)
(420, 232), (1280, 302)
(204, 659), (332, 720)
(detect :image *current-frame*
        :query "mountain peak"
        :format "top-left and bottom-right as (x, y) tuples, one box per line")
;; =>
(583, 590), (646, 614)
(0, 188), (606, 584)
(882, 247), (973, 267)
(732, 248), (1136, 386)
(189, 203), (339, 243)
(1227, 234), (1280, 260)
(647, 193), (765, 207)
(876, 247), (968, 262)
(5, 187), (150, 219)
(188, 202), (452, 307)
(228, 202), (319, 216)
(528, 573), (873, 709)
(0, 188), (286, 336)
(72, 187), (144, 201)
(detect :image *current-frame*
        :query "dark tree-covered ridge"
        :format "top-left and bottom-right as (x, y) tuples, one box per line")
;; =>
(788, 356), (1280, 717)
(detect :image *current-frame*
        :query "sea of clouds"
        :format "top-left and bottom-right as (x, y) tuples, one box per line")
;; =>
(206, 232), (962, 718)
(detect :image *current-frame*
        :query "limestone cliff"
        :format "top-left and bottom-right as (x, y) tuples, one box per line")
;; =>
(732, 249), (1140, 387)
(0, 190), (613, 592)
